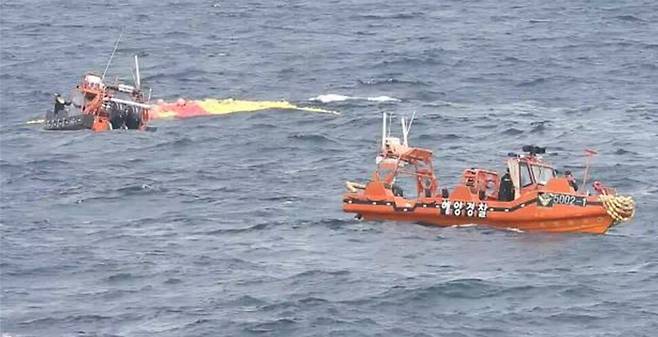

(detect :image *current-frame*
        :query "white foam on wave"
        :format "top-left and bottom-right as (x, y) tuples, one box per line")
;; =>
(26, 118), (44, 124)
(309, 94), (401, 104)
(309, 94), (350, 103)
(367, 95), (401, 102)
(449, 224), (477, 228)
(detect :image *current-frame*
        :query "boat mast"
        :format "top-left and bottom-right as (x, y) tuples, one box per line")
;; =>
(401, 117), (408, 146)
(400, 111), (416, 147)
(102, 29), (124, 80)
(381, 111), (387, 152)
(134, 55), (141, 90)
(406, 111), (416, 135)
(387, 112), (393, 137)
(580, 148), (598, 192)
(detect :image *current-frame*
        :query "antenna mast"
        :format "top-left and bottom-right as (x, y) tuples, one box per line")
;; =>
(381, 112), (387, 152)
(580, 148), (598, 192)
(102, 28), (124, 80)
(401, 117), (408, 146)
(134, 55), (141, 89)
(406, 111), (416, 134)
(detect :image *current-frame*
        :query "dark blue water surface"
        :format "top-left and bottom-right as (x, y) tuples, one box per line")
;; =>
(1, 1), (657, 336)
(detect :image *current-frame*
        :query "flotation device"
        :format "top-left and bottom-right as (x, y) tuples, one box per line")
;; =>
(599, 194), (635, 223)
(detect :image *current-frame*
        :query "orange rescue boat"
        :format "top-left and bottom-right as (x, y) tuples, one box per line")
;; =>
(343, 113), (635, 234)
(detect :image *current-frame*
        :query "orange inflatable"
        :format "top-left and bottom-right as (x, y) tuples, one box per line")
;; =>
(343, 113), (635, 234)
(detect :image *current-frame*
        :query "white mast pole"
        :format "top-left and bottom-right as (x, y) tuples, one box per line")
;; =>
(406, 111), (416, 135)
(401, 117), (408, 146)
(381, 111), (387, 152)
(387, 112), (392, 137)
(134, 55), (141, 90)
(102, 29), (124, 80)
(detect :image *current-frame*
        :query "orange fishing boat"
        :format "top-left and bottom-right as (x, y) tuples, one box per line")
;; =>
(44, 71), (151, 132)
(44, 36), (151, 132)
(343, 113), (635, 234)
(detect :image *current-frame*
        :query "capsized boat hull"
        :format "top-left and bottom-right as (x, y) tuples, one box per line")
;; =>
(43, 113), (115, 132)
(44, 104), (146, 132)
(343, 192), (616, 234)
(43, 114), (95, 131)
(45, 56), (152, 132)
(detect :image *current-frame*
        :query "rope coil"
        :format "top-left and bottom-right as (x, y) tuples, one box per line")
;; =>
(599, 194), (635, 223)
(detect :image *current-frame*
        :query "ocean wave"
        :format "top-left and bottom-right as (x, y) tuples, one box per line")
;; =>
(308, 94), (401, 103)
(614, 148), (638, 155)
(293, 217), (362, 230)
(350, 279), (546, 307)
(288, 133), (340, 144)
(19, 314), (114, 326)
(243, 318), (297, 333)
(502, 127), (524, 136)
(357, 78), (430, 87)
(291, 269), (351, 279)
(150, 137), (195, 150)
(530, 121), (551, 133)
(613, 15), (645, 22)
(203, 222), (270, 235)
(516, 78), (547, 87)
(528, 19), (552, 23)
(375, 55), (443, 67)
(353, 12), (424, 20)
(105, 272), (140, 283)
(116, 183), (164, 195)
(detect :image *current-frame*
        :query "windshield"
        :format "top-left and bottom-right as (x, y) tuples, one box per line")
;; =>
(531, 165), (555, 185)
(519, 162), (533, 187)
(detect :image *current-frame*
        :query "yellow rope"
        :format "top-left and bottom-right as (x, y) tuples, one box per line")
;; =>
(599, 194), (635, 223)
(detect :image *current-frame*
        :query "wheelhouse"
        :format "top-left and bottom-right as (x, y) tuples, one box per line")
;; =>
(507, 151), (557, 199)
(374, 146), (437, 198)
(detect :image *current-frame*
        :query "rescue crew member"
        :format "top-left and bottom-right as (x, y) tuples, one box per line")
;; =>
(392, 183), (404, 197)
(565, 170), (578, 191)
(498, 168), (514, 201)
(53, 93), (71, 116)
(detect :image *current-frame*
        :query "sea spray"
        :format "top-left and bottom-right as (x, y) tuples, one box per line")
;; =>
(308, 94), (401, 103)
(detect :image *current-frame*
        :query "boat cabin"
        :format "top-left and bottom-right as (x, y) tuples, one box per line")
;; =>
(367, 114), (570, 202)
(506, 148), (557, 200)
(73, 72), (106, 115)
(371, 143), (571, 202)
(460, 145), (562, 201)
(374, 145), (438, 198)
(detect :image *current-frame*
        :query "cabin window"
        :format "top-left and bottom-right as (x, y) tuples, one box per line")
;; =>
(519, 162), (533, 187)
(377, 159), (397, 183)
(70, 90), (85, 110)
(378, 167), (395, 183)
(531, 165), (555, 185)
